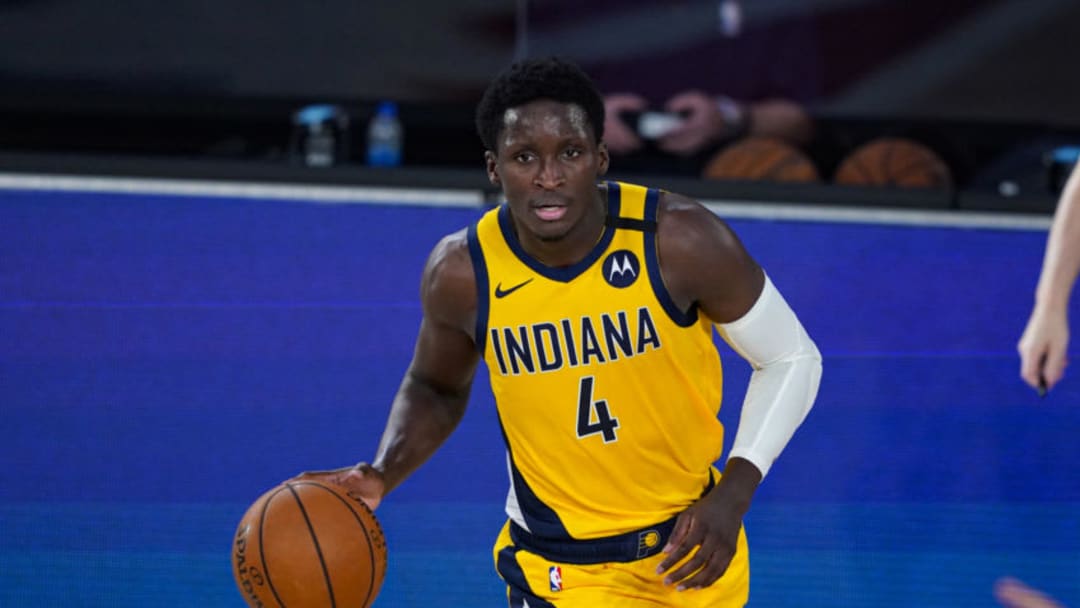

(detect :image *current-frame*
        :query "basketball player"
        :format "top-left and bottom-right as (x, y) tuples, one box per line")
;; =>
(302, 57), (822, 606)
(1018, 163), (1080, 394)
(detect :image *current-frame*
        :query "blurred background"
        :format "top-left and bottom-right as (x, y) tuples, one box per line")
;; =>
(0, 0), (1078, 208)
(1, 0), (1078, 606)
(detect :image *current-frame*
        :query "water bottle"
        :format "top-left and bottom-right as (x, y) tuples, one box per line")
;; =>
(366, 101), (403, 167)
(290, 104), (350, 167)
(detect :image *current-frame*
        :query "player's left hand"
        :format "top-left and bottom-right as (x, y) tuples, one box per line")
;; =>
(656, 458), (761, 590)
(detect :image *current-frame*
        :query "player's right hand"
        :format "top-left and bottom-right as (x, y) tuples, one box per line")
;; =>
(295, 463), (386, 510)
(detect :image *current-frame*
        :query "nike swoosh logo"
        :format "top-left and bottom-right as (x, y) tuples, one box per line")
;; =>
(494, 278), (534, 298)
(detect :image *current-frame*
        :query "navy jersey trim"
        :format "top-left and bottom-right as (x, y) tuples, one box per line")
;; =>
(466, 223), (490, 353)
(508, 452), (572, 539)
(496, 183), (621, 283)
(495, 410), (572, 539)
(604, 215), (656, 232)
(643, 188), (698, 327)
(510, 518), (675, 565)
(496, 545), (558, 608)
(507, 473), (716, 565)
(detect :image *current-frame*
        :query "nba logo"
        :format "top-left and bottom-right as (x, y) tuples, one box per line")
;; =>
(548, 566), (563, 592)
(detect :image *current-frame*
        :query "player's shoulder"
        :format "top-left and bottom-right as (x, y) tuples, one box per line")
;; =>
(656, 189), (710, 219)
(655, 189), (738, 252)
(649, 189), (763, 319)
(653, 189), (757, 302)
(421, 228), (478, 326)
(423, 228), (475, 293)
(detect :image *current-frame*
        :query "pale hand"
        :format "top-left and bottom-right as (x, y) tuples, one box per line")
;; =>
(994, 577), (1065, 608)
(1017, 305), (1069, 392)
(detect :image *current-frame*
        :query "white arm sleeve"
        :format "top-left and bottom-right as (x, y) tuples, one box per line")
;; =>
(716, 274), (822, 478)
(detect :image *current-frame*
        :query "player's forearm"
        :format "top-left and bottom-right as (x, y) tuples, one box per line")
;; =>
(728, 353), (820, 477)
(717, 275), (822, 478)
(371, 372), (470, 494)
(1035, 171), (1080, 311)
(718, 456), (762, 511)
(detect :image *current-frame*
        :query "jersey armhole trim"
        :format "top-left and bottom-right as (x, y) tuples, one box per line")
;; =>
(466, 222), (489, 353)
(643, 188), (698, 327)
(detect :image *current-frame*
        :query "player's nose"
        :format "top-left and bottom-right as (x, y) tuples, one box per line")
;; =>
(533, 157), (566, 189)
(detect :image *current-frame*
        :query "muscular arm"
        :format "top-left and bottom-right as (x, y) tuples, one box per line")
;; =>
(655, 193), (821, 589)
(656, 193), (768, 503)
(1019, 165), (1080, 391)
(301, 230), (481, 507)
(658, 193), (821, 480)
(656, 192), (764, 323)
(372, 230), (482, 494)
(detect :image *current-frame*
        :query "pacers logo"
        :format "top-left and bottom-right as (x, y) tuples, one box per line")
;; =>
(602, 250), (640, 288)
(637, 529), (661, 559)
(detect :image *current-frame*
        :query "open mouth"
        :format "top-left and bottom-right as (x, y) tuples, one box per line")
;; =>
(532, 194), (570, 222)
(534, 205), (568, 221)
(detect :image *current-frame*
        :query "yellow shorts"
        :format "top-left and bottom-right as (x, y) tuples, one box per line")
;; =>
(492, 519), (750, 607)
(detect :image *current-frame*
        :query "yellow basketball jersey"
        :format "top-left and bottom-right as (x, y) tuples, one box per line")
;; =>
(467, 181), (725, 542)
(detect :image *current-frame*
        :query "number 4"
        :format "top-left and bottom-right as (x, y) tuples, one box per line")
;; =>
(576, 376), (619, 443)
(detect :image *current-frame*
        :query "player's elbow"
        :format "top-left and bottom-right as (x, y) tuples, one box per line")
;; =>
(765, 339), (822, 415)
(795, 345), (823, 417)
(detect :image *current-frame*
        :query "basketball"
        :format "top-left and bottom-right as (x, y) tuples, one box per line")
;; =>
(702, 136), (821, 183)
(834, 137), (953, 189)
(232, 480), (388, 608)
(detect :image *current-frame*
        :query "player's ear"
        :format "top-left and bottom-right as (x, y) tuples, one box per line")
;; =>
(485, 150), (501, 185)
(597, 141), (610, 176)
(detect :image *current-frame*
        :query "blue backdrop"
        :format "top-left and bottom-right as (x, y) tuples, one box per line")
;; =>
(1, 187), (1077, 606)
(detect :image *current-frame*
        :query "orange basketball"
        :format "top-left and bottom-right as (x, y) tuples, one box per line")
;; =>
(232, 480), (388, 608)
(834, 137), (953, 189)
(702, 136), (821, 183)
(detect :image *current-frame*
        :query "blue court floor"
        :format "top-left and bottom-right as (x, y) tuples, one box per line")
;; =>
(1, 185), (1077, 606)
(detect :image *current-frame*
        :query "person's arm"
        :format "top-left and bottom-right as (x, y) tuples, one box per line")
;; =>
(298, 230), (481, 509)
(1019, 164), (1080, 391)
(653, 193), (822, 590)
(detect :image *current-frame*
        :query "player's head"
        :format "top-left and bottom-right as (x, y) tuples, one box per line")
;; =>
(475, 57), (605, 154)
(475, 57), (610, 248)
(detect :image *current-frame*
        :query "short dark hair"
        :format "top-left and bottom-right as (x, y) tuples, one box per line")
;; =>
(475, 57), (605, 152)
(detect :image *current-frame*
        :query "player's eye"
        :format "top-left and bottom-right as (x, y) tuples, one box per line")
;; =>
(563, 148), (582, 159)
(514, 152), (535, 163)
